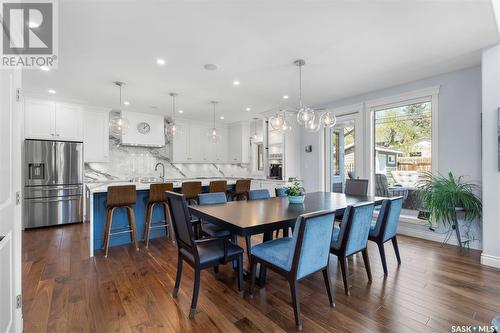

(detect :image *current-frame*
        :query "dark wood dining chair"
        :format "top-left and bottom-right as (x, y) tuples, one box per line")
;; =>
(166, 191), (244, 319)
(330, 201), (375, 295)
(249, 210), (336, 330)
(230, 179), (251, 201)
(209, 180), (227, 193)
(368, 196), (403, 275)
(344, 179), (369, 196)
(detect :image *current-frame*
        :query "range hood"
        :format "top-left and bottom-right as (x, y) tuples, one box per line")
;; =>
(120, 111), (165, 147)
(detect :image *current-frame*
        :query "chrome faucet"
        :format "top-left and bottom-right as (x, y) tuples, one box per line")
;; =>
(155, 162), (165, 182)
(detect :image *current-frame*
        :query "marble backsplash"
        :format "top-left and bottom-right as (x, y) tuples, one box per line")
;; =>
(84, 138), (254, 182)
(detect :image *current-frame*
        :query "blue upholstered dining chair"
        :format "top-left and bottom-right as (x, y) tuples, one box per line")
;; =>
(330, 201), (375, 295)
(248, 189), (271, 200)
(166, 191), (244, 319)
(275, 187), (288, 197)
(249, 210), (336, 330)
(368, 196), (403, 275)
(198, 192), (231, 238)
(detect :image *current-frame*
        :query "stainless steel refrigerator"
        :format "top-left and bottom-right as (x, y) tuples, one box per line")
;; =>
(24, 140), (83, 228)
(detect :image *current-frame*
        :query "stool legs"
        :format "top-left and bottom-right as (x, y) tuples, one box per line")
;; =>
(102, 206), (138, 257)
(127, 206), (139, 251)
(103, 207), (114, 258)
(144, 202), (171, 248)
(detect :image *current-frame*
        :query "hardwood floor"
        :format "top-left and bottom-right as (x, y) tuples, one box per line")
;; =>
(23, 223), (500, 332)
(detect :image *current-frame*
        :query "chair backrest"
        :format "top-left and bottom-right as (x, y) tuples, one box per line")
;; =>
(344, 179), (369, 196)
(382, 197), (403, 241)
(275, 187), (288, 197)
(288, 211), (335, 280)
(107, 185), (136, 207)
(375, 174), (389, 197)
(338, 202), (375, 256)
(209, 180), (227, 193)
(181, 181), (202, 200)
(234, 179), (251, 194)
(248, 189), (270, 200)
(199, 192), (227, 205)
(148, 183), (174, 203)
(166, 191), (196, 250)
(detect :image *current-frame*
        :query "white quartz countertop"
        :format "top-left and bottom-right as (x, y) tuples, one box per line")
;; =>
(86, 177), (287, 194)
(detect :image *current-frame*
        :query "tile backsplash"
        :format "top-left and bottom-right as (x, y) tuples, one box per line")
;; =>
(84, 138), (254, 182)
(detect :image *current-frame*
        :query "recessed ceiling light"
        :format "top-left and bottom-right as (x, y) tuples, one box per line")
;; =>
(123, 101), (130, 105)
(245, 107), (251, 111)
(150, 106), (158, 109)
(204, 63), (218, 71)
(156, 58), (166, 66)
(219, 116), (225, 120)
(233, 80), (240, 86)
(283, 95), (289, 99)
(40, 66), (50, 71)
(48, 89), (56, 94)
(178, 110), (184, 114)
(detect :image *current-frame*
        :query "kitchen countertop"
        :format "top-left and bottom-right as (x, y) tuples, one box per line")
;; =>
(86, 177), (288, 194)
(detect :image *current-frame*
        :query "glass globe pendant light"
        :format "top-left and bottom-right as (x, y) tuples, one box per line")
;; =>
(294, 59), (315, 126)
(109, 81), (130, 138)
(305, 118), (321, 133)
(270, 112), (285, 130)
(319, 111), (337, 128)
(166, 93), (178, 139)
(208, 101), (221, 144)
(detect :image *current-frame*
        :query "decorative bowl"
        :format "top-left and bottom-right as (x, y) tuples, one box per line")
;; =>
(288, 195), (305, 204)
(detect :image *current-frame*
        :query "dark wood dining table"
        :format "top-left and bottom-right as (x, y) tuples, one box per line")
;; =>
(189, 191), (385, 287)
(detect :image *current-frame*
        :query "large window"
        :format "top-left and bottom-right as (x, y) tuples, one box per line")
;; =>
(329, 119), (356, 192)
(374, 100), (432, 218)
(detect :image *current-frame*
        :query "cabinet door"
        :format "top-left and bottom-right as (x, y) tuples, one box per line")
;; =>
(171, 123), (188, 162)
(84, 110), (109, 162)
(55, 103), (84, 141)
(215, 127), (228, 163)
(24, 98), (56, 140)
(228, 124), (242, 163)
(187, 124), (202, 162)
(200, 125), (216, 162)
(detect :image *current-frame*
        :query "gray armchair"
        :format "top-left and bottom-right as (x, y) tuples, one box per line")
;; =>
(375, 174), (408, 199)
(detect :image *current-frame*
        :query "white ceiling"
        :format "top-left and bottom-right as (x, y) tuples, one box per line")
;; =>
(23, 0), (500, 123)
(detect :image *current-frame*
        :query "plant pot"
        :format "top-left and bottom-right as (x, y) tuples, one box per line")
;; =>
(288, 195), (305, 204)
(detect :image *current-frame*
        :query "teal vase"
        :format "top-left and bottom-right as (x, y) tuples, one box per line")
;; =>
(288, 195), (305, 204)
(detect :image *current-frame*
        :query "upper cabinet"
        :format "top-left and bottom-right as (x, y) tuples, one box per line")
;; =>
(24, 98), (84, 141)
(83, 108), (109, 162)
(228, 121), (250, 164)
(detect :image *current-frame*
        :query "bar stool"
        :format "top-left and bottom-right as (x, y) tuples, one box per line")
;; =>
(181, 181), (202, 205)
(144, 183), (174, 248)
(230, 179), (251, 201)
(102, 185), (138, 257)
(209, 180), (227, 193)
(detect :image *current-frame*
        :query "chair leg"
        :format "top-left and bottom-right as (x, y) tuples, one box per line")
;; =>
(322, 268), (334, 307)
(289, 280), (302, 330)
(361, 249), (372, 282)
(213, 265), (219, 275)
(102, 208), (112, 256)
(245, 236), (252, 261)
(163, 203), (170, 237)
(237, 255), (243, 292)
(173, 254), (183, 298)
(127, 206), (139, 251)
(144, 203), (152, 248)
(392, 236), (401, 265)
(339, 256), (349, 295)
(249, 257), (256, 297)
(189, 267), (201, 319)
(377, 242), (388, 276)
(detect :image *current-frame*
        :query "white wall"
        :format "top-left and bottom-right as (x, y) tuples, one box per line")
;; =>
(301, 66), (482, 192)
(481, 44), (500, 268)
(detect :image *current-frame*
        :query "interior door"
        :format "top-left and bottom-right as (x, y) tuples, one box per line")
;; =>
(0, 69), (23, 332)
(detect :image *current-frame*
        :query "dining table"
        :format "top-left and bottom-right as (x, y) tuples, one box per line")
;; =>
(189, 191), (385, 287)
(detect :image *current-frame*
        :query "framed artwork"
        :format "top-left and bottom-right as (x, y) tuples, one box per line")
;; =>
(387, 154), (396, 167)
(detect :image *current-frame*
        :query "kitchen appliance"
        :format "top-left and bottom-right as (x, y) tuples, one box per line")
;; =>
(269, 163), (283, 180)
(24, 140), (83, 228)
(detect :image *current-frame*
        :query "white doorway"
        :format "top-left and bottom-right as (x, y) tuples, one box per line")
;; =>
(0, 69), (23, 332)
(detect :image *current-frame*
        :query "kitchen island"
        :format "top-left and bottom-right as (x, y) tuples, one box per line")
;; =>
(86, 178), (286, 256)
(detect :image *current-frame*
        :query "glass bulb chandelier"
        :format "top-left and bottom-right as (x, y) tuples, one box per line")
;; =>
(166, 93), (178, 139)
(109, 81), (130, 138)
(319, 111), (337, 128)
(294, 59), (315, 126)
(208, 101), (221, 143)
(270, 112), (285, 130)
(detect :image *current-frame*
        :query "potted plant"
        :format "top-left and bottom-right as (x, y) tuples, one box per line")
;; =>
(416, 171), (482, 247)
(286, 178), (306, 204)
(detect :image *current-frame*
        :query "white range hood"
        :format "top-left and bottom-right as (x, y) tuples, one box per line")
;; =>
(120, 111), (165, 147)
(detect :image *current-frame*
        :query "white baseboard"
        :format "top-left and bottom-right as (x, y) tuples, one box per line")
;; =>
(481, 253), (500, 269)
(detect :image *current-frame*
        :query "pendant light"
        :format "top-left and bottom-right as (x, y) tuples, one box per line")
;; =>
(109, 81), (130, 138)
(294, 59), (315, 126)
(166, 93), (177, 139)
(304, 118), (321, 133)
(208, 101), (220, 143)
(270, 112), (285, 130)
(251, 118), (259, 140)
(319, 111), (337, 128)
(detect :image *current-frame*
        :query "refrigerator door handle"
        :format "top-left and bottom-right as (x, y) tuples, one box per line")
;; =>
(27, 197), (81, 203)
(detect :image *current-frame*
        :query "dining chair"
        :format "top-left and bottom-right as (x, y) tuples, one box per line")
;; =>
(344, 179), (369, 196)
(166, 191), (244, 319)
(368, 196), (403, 275)
(209, 180), (227, 193)
(249, 210), (336, 330)
(330, 201), (375, 295)
(198, 192), (231, 238)
(246, 189), (271, 258)
(230, 179), (252, 201)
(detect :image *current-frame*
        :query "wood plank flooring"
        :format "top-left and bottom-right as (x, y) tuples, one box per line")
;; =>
(23, 223), (500, 332)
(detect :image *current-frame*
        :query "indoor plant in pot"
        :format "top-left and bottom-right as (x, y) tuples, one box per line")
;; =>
(416, 171), (482, 248)
(286, 178), (306, 204)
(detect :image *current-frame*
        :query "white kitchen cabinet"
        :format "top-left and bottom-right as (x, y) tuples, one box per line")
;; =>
(228, 121), (250, 164)
(215, 127), (228, 163)
(187, 124), (202, 162)
(171, 122), (188, 162)
(83, 108), (109, 162)
(24, 98), (84, 141)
